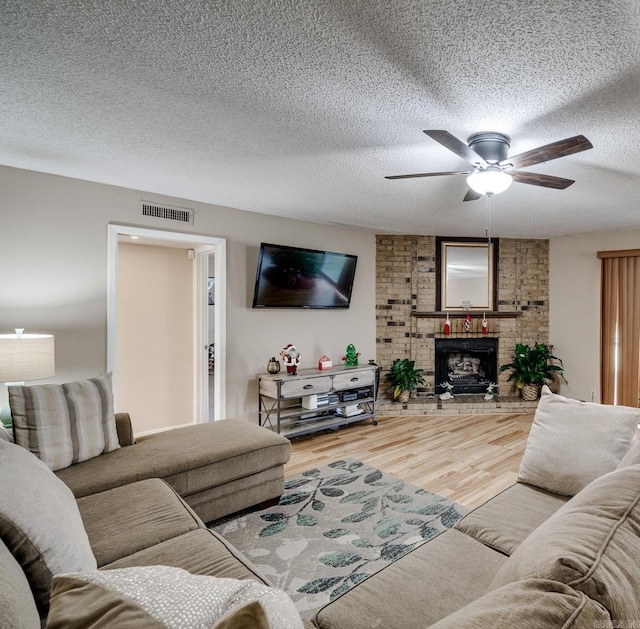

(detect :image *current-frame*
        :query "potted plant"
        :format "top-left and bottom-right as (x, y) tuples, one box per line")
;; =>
(385, 358), (425, 403)
(499, 342), (566, 401)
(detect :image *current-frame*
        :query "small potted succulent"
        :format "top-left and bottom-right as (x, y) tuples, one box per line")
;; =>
(385, 358), (425, 403)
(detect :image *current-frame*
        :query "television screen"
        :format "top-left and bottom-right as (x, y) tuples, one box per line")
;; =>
(252, 243), (358, 309)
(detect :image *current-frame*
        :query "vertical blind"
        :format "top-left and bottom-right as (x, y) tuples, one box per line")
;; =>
(599, 250), (640, 406)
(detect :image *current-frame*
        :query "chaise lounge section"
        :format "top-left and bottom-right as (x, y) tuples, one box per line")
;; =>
(55, 414), (291, 523)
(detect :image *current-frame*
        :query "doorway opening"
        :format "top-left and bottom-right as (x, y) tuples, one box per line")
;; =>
(107, 224), (226, 433)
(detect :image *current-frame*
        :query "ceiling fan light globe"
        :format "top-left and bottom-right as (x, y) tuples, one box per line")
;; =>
(466, 168), (513, 196)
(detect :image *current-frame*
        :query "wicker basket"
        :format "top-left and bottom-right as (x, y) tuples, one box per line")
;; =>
(397, 389), (411, 403)
(521, 383), (541, 401)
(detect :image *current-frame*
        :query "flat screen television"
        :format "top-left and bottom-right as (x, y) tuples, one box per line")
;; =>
(252, 243), (357, 309)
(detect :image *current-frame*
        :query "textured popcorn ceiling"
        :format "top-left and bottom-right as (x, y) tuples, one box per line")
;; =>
(2, 0), (640, 237)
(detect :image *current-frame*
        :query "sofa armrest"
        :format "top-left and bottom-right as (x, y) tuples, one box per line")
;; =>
(115, 413), (135, 446)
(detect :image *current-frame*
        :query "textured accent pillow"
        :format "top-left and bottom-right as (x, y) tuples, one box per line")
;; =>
(10, 373), (120, 471)
(490, 465), (640, 624)
(47, 566), (303, 629)
(517, 385), (639, 496)
(0, 439), (96, 617)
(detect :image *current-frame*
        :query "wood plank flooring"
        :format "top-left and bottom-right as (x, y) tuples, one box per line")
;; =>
(284, 413), (534, 509)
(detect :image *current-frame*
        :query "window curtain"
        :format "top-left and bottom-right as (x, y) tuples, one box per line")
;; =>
(599, 250), (640, 406)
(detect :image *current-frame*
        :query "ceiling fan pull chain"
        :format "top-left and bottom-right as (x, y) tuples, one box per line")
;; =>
(485, 194), (492, 244)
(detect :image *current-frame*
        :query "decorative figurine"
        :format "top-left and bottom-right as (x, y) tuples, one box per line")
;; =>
(266, 357), (281, 374)
(280, 344), (301, 375)
(482, 314), (488, 335)
(342, 344), (360, 367)
(439, 381), (454, 400)
(484, 382), (498, 400)
(443, 313), (451, 336)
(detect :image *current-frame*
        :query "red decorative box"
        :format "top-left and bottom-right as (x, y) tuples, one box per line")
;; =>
(318, 355), (333, 370)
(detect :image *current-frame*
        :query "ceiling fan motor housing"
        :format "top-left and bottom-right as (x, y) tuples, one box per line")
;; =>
(467, 132), (510, 164)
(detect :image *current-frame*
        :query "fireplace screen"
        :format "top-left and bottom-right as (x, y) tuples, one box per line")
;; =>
(435, 338), (498, 394)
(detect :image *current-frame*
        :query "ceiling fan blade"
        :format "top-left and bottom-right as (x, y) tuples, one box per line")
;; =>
(501, 135), (592, 170)
(423, 130), (488, 168)
(511, 170), (575, 189)
(463, 188), (482, 202)
(385, 171), (470, 180)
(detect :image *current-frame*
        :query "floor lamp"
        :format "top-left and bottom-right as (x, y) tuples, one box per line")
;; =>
(0, 329), (55, 429)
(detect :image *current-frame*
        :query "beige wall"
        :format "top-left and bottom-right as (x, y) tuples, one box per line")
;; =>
(549, 228), (640, 403)
(117, 242), (194, 433)
(0, 165), (376, 422)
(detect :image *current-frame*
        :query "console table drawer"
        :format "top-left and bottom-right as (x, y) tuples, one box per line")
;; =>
(332, 370), (374, 390)
(279, 375), (333, 398)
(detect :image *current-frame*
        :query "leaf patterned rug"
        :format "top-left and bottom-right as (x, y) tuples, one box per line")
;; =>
(210, 458), (468, 620)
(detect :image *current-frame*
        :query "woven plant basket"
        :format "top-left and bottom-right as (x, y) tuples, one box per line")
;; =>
(521, 384), (541, 401)
(397, 389), (411, 403)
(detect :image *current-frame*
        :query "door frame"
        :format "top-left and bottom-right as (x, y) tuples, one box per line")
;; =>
(107, 223), (226, 422)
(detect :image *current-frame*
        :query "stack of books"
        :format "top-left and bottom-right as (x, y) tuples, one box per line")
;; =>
(336, 404), (363, 418)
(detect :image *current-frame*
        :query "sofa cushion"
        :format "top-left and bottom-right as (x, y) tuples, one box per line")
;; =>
(428, 578), (610, 628)
(0, 538), (41, 629)
(314, 528), (506, 629)
(56, 419), (291, 499)
(77, 479), (203, 567)
(0, 425), (14, 442)
(46, 566), (303, 629)
(455, 482), (569, 556)
(490, 464), (640, 624)
(617, 438), (640, 469)
(517, 386), (638, 496)
(10, 373), (120, 471)
(103, 528), (270, 584)
(0, 439), (96, 616)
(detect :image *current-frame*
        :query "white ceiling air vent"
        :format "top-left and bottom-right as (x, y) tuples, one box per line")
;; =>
(140, 201), (194, 224)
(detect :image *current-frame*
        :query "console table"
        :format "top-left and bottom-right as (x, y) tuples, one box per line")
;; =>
(258, 365), (377, 438)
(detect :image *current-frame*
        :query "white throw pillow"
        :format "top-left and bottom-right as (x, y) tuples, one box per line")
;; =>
(0, 439), (97, 616)
(518, 386), (639, 496)
(47, 566), (304, 629)
(10, 373), (120, 471)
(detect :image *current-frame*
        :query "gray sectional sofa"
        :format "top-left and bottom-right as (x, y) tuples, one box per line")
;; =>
(312, 388), (640, 628)
(1, 415), (297, 628)
(3, 385), (640, 628)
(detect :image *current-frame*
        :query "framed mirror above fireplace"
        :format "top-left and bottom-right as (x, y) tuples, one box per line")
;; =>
(436, 237), (499, 312)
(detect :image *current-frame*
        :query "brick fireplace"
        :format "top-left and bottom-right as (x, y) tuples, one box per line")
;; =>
(375, 235), (549, 415)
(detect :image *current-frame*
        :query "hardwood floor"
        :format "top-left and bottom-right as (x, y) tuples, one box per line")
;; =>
(285, 413), (534, 510)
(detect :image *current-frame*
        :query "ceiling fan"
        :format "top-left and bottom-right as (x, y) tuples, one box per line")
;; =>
(386, 131), (593, 201)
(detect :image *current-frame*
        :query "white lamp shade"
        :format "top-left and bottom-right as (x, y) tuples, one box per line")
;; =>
(467, 167), (513, 196)
(0, 334), (55, 382)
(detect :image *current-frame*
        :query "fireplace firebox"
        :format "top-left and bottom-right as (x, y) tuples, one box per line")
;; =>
(435, 338), (498, 395)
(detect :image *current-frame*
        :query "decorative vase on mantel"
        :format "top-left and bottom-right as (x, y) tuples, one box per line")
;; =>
(267, 357), (281, 374)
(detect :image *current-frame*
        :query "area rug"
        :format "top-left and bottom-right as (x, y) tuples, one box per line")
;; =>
(210, 458), (468, 619)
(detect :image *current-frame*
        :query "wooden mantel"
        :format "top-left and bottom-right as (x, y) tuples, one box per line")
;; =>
(412, 311), (522, 319)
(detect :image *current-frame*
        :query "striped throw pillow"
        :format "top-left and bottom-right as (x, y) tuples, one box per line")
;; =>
(9, 374), (120, 471)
